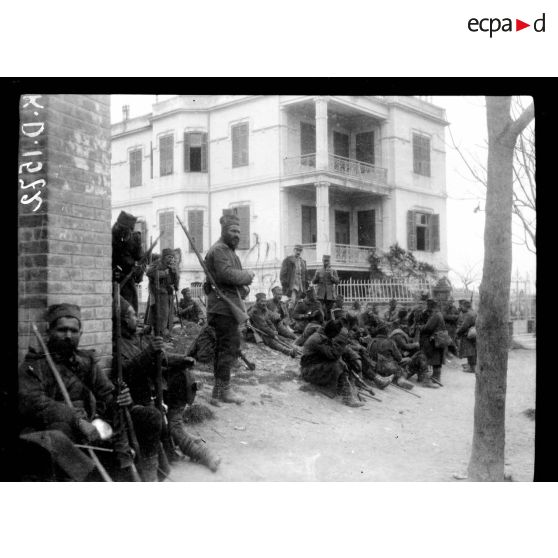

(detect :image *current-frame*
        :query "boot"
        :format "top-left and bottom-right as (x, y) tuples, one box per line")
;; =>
(213, 379), (244, 405)
(176, 431), (221, 472)
(339, 374), (364, 408)
(417, 373), (439, 388)
(372, 374), (394, 390)
(137, 454), (159, 482)
(394, 375), (415, 390)
(432, 367), (442, 384)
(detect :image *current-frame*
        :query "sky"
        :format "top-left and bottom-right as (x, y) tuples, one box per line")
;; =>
(110, 94), (536, 292)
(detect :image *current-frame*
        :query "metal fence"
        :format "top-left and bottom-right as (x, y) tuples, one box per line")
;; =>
(337, 278), (433, 303)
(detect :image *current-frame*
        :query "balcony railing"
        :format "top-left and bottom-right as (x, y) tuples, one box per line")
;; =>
(284, 244), (374, 266)
(283, 153), (387, 189)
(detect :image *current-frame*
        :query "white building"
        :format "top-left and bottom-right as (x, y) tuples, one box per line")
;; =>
(111, 95), (449, 300)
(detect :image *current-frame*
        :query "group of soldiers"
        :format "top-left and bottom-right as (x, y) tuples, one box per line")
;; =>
(17, 208), (477, 481)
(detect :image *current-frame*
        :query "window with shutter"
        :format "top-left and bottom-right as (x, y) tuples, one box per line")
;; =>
(412, 133), (431, 176)
(187, 210), (204, 253)
(129, 149), (142, 188)
(233, 205), (250, 249)
(407, 210), (417, 251)
(184, 132), (207, 173)
(134, 219), (148, 253)
(430, 214), (440, 252)
(232, 123), (249, 168)
(159, 135), (174, 176)
(159, 211), (174, 250)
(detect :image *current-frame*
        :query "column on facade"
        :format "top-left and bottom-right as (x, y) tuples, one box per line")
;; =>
(315, 181), (331, 259)
(315, 97), (328, 170)
(381, 195), (393, 252)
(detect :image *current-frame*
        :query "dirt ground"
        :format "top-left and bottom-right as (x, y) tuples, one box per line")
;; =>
(167, 329), (535, 482)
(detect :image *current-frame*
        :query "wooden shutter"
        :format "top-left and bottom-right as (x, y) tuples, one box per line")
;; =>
(160, 135), (174, 176)
(430, 213), (440, 252)
(302, 205), (317, 244)
(201, 133), (208, 172)
(159, 210), (174, 250)
(234, 205), (250, 249)
(300, 122), (316, 156)
(232, 123), (248, 167)
(130, 149), (142, 187)
(407, 210), (417, 251)
(413, 134), (431, 176)
(183, 132), (191, 172)
(188, 210), (204, 253)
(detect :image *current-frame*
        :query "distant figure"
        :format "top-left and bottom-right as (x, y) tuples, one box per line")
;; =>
(292, 286), (324, 335)
(312, 254), (339, 321)
(178, 288), (202, 324)
(266, 286), (297, 339)
(112, 210), (144, 313)
(383, 298), (399, 330)
(280, 244), (308, 305)
(456, 300), (477, 374)
(417, 298), (446, 384)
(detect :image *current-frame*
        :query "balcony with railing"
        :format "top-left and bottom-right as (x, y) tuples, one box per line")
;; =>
(283, 153), (388, 193)
(284, 244), (376, 267)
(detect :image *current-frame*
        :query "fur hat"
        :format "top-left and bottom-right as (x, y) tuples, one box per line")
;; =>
(162, 248), (174, 258)
(220, 209), (240, 229)
(294, 244), (303, 251)
(324, 319), (343, 338)
(255, 292), (267, 301)
(45, 303), (82, 327)
(116, 210), (137, 228)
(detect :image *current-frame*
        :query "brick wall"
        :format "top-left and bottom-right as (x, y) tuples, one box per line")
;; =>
(18, 94), (112, 369)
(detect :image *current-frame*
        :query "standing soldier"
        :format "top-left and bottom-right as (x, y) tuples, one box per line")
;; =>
(417, 298), (447, 385)
(280, 244), (308, 307)
(205, 209), (255, 405)
(312, 254), (339, 321)
(442, 297), (460, 357)
(456, 300), (477, 373)
(112, 211), (144, 313)
(147, 248), (179, 339)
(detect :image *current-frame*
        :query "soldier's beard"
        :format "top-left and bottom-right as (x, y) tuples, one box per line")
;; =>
(47, 337), (78, 358)
(224, 236), (239, 249)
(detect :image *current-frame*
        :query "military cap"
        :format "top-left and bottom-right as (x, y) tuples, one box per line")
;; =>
(420, 293), (429, 301)
(324, 319), (343, 338)
(181, 288), (191, 295)
(220, 209), (240, 228)
(255, 292), (267, 301)
(45, 303), (82, 326)
(458, 299), (468, 304)
(116, 210), (137, 228)
(271, 286), (283, 295)
(294, 244), (303, 250)
(162, 248), (174, 258)
(322, 254), (331, 260)
(331, 308), (347, 320)
(461, 300), (472, 308)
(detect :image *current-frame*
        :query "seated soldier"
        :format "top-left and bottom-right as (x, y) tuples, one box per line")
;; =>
(266, 286), (297, 340)
(292, 286), (324, 334)
(383, 298), (399, 330)
(248, 293), (299, 357)
(332, 309), (392, 390)
(117, 297), (220, 473)
(367, 323), (414, 389)
(300, 319), (364, 408)
(18, 303), (134, 482)
(359, 302), (384, 337)
(178, 288), (203, 324)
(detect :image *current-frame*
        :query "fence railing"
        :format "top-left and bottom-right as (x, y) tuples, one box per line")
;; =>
(337, 278), (434, 303)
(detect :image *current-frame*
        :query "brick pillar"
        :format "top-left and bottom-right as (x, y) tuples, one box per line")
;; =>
(18, 94), (112, 369)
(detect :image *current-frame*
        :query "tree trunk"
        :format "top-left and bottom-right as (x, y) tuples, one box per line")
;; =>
(467, 97), (534, 481)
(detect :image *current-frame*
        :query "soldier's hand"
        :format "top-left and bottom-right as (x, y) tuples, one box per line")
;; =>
(411, 342), (420, 350)
(117, 386), (133, 407)
(77, 419), (101, 443)
(151, 336), (165, 352)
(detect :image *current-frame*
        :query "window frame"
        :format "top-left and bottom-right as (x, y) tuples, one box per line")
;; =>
(231, 122), (249, 168)
(159, 133), (174, 177)
(412, 132), (431, 177)
(129, 147), (143, 188)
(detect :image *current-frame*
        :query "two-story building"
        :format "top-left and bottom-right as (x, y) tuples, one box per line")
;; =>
(111, 95), (449, 300)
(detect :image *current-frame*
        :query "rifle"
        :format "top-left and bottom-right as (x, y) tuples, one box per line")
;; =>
(113, 282), (143, 481)
(120, 234), (161, 290)
(346, 368), (382, 402)
(153, 267), (174, 472)
(175, 291), (184, 328)
(388, 380), (422, 398)
(238, 350), (256, 371)
(31, 323), (113, 482)
(176, 215), (249, 324)
(248, 321), (296, 352)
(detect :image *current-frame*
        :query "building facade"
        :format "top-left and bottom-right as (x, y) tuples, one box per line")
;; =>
(111, 95), (449, 301)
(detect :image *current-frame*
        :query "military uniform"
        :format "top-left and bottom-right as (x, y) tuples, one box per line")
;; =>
(292, 295), (324, 334)
(456, 304), (477, 372)
(178, 296), (202, 323)
(112, 211), (144, 313)
(418, 301), (446, 382)
(312, 257), (339, 320)
(147, 249), (179, 336)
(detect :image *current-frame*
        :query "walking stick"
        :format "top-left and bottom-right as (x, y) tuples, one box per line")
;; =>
(31, 324), (113, 482)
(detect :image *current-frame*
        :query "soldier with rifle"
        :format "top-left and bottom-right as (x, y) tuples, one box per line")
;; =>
(112, 211), (144, 313)
(18, 304), (134, 481)
(115, 295), (221, 474)
(147, 248), (179, 339)
(176, 210), (254, 406)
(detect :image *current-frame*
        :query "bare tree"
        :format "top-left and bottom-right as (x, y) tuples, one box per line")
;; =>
(450, 260), (482, 291)
(449, 96), (536, 254)
(467, 97), (534, 482)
